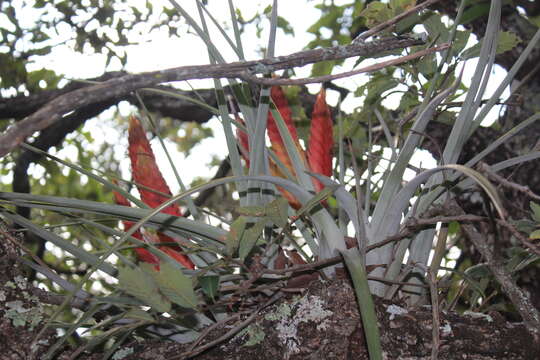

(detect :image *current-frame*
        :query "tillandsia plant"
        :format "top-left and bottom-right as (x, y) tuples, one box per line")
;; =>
(113, 115), (195, 269)
(236, 85), (334, 209)
(2, 0), (540, 359)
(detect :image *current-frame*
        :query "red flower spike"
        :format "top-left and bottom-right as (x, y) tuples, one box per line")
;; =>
(268, 160), (302, 209)
(267, 86), (299, 147)
(156, 233), (195, 269)
(307, 88), (334, 192)
(125, 116), (195, 269)
(128, 115), (182, 217)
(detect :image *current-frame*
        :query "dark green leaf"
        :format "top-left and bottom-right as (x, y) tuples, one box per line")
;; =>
(199, 276), (220, 300)
(239, 220), (266, 260)
(530, 201), (540, 223)
(226, 216), (247, 257)
(118, 266), (171, 313)
(147, 263), (199, 309)
(461, 31), (521, 59)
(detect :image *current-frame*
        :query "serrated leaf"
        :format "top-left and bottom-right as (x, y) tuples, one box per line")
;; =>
(389, 0), (416, 12)
(460, 3), (490, 25)
(311, 60), (336, 77)
(461, 31), (521, 60)
(528, 15), (540, 28)
(199, 276), (220, 300)
(226, 216), (247, 257)
(513, 218), (537, 233)
(423, 13), (448, 43)
(150, 262), (199, 309)
(118, 266), (171, 313)
(124, 308), (155, 322)
(239, 220), (266, 260)
(530, 202), (540, 223)
(360, 2), (393, 29)
(452, 30), (471, 56)
(265, 197), (289, 228)
(417, 53), (437, 76)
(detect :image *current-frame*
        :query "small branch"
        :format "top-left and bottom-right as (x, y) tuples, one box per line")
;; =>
(478, 162), (540, 202)
(0, 36), (425, 158)
(496, 218), (540, 257)
(245, 44), (450, 86)
(260, 214), (488, 279)
(175, 293), (284, 359)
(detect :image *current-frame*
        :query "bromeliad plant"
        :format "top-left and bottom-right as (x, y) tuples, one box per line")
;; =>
(2, 0), (540, 359)
(236, 85), (334, 208)
(113, 115), (195, 270)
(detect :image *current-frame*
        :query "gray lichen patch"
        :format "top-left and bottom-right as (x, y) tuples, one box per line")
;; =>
(4, 299), (44, 330)
(386, 304), (408, 320)
(237, 323), (266, 347)
(271, 294), (333, 356)
(264, 302), (292, 321)
(463, 310), (493, 322)
(14, 274), (27, 289)
(112, 347), (135, 360)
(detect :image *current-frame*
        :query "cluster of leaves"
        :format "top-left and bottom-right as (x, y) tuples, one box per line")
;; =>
(0, 0), (183, 92)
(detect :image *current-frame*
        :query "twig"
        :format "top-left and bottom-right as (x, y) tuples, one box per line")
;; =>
(496, 218), (540, 257)
(478, 162), (540, 202)
(246, 44), (449, 86)
(419, 263), (441, 360)
(259, 214), (489, 278)
(0, 36), (425, 158)
(186, 313), (242, 352)
(176, 292), (284, 359)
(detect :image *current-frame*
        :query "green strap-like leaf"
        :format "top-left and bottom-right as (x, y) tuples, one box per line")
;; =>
(226, 216), (247, 257)
(239, 220), (267, 260)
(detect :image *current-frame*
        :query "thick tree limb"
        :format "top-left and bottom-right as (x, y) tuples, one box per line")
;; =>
(0, 36), (426, 158)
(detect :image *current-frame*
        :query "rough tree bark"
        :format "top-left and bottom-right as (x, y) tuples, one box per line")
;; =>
(1, 219), (538, 359)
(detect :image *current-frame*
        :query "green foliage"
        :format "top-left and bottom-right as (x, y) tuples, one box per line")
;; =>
(118, 265), (171, 313)
(528, 202), (540, 239)
(148, 262), (199, 309)
(461, 31), (521, 59)
(118, 262), (199, 312)
(0, 0), (182, 92)
(1, 1), (539, 357)
(199, 275), (219, 300)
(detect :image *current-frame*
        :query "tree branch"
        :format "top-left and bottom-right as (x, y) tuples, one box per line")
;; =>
(0, 36), (426, 158)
